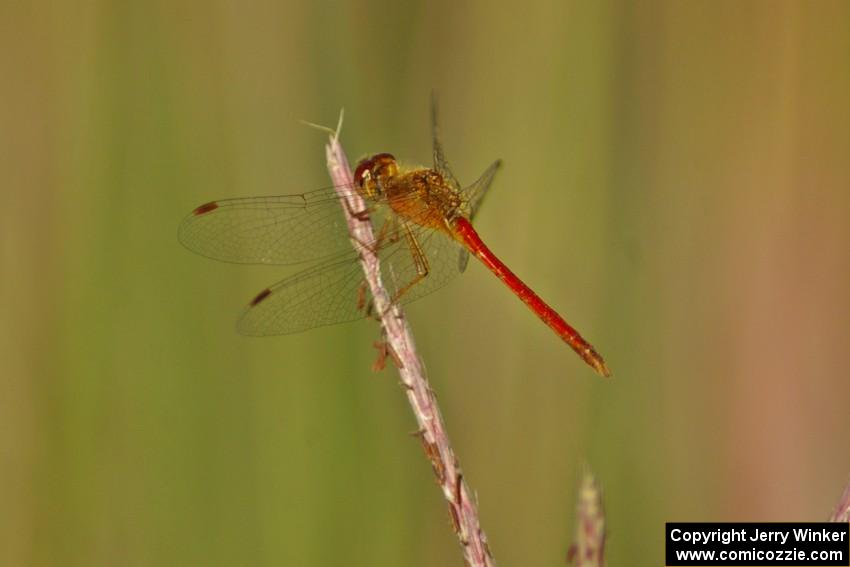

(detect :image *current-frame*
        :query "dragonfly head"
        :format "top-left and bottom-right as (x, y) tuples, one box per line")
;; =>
(354, 153), (398, 199)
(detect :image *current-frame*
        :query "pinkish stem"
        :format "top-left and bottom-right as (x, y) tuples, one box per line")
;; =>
(324, 129), (496, 567)
(831, 482), (850, 522)
(568, 469), (606, 567)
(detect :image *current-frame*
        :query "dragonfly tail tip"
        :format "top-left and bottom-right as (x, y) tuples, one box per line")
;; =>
(584, 349), (611, 378)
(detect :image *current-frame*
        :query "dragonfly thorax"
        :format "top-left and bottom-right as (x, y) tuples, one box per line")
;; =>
(355, 153), (462, 231)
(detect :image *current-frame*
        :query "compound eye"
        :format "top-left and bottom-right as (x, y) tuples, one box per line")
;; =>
(353, 158), (375, 187)
(358, 169), (373, 191)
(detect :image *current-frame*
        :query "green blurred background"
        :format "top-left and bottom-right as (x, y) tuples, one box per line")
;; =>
(3, 1), (849, 565)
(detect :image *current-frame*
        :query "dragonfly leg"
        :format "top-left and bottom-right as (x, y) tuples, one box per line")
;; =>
(341, 198), (375, 222)
(374, 218), (404, 248)
(389, 224), (430, 305)
(372, 338), (389, 371)
(372, 333), (403, 371)
(350, 218), (402, 257)
(356, 280), (372, 314)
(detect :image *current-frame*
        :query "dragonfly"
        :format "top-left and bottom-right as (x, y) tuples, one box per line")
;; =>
(179, 104), (610, 377)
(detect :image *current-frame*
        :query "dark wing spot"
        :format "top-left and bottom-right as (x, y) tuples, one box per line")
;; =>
(250, 288), (272, 306)
(193, 201), (219, 215)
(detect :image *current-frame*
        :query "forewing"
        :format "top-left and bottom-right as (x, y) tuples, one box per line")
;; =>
(178, 186), (355, 265)
(430, 95), (462, 191)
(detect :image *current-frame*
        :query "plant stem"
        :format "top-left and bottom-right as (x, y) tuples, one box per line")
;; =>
(569, 469), (606, 567)
(831, 482), (850, 522)
(325, 129), (496, 567)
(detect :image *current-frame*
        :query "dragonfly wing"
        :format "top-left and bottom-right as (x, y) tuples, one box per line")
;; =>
(178, 187), (356, 265)
(238, 223), (468, 336)
(458, 249), (470, 273)
(430, 95), (462, 191)
(237, 250), (368, 335)
(463, 159), (502, 220)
